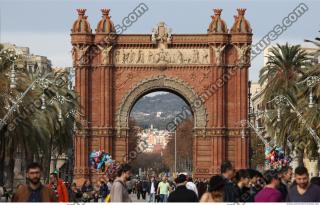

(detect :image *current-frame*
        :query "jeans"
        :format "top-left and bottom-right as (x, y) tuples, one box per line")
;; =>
(159, 194), (168, 202)
(149, 193), (155, 202)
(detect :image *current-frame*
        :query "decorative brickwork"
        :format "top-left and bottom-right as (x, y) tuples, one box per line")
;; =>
(71, 8), (252, 183)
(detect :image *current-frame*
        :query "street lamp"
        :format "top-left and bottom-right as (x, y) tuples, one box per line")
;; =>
(240, 119), (273, 148)
(297, 76), (320, 108)
(268, 95), (320, 154)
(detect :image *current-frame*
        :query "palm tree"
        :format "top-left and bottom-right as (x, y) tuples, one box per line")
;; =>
(295, 34), (320, 160)
(259, 43), (310, 162)
(0, 45), (81, 186)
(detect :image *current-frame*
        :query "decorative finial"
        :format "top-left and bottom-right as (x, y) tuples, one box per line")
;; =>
(213, 8), (222, 16)
(237, 8), (246, 16)
(101, 8), (111, 18)
(76, 8), (87, 16)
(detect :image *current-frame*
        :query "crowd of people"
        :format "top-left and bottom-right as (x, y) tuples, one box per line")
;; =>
(109, 161), (320, 203)
(3, 161), (320, 202)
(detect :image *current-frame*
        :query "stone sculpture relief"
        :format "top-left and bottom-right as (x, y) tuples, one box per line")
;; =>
(113, 48), (210, 65)
(152, 22), (172, 44)
(72, 45), (90, 66)
(235, 44), (251, 65)
(97, 45), (113, 65)
(212, 45), (226, 66)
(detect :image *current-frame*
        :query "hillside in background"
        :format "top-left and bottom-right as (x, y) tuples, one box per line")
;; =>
(130, 92), (192, 129)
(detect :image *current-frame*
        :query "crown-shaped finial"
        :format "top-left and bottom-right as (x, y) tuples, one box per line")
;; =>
(76, 8), (87, 16)
(237, 8), (246, 16)
(101, 8), (110, 18)
(213, 8), (222, 16)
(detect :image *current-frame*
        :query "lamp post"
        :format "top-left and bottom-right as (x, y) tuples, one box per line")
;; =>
(297, 76), (320, 108)
(268, 95), (320, 154)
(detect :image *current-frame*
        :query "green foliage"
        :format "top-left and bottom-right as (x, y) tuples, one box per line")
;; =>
(259, 40), (320, 159)
(0, 46), (80, 184)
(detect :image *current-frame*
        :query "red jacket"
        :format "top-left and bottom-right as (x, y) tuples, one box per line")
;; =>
(49, 179), (69, 202)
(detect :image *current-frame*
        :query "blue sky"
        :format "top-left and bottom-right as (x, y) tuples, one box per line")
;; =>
(0, 0), (319, 82)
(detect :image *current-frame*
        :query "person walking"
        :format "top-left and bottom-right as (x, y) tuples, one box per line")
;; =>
(141, 179), (149, 200)
(186, 177), (198, 197)
(136, 179), (142, 200)
(167, 174), (198, 202)
(278, 166), (293, 201)
(81, 179), (94, 201)
(200, 175), (225, 202)
(49, 172), (69, 202)
(99, 180), (109, 201)
(157, 176), (170, 202)
(126, 179), (133, 194)
(255, 170), (282, 202)
(106, 178), (113, 192)
(240, 169), (263, 202)
(287, 166), (320, 202)
(220, 161), (237, 202)
(68, 183), (82, 202)
(148, 176), (158, 202)
(197, 180), (208, 200)
(110, 164), (132, 202)
(234, 169), (250, 202)
(12, 162), (57, 202)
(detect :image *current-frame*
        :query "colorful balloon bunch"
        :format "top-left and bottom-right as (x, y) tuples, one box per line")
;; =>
(265, 147), (292, 171)
(89, 150), (114, 173)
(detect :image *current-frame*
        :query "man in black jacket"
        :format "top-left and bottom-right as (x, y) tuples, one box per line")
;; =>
(167, 174), (198, 202)
(220, 161), (237, 202)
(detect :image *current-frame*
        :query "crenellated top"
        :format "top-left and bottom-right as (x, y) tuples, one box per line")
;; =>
(71, 9), (92, 33)
(230, 8), (252, 33)
(96, 8), (116, 34)
(208, 9), (228, 33)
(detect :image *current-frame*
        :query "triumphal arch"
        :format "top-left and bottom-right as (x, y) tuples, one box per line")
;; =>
(71, 7), (252, 182)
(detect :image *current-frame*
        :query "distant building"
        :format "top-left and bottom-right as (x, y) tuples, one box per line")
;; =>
(250, 82), (264, 129)
(3, 43), (52, 74)
(138, 124), (171, 153)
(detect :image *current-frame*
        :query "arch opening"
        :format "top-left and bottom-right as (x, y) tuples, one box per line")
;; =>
(128, 90), (194, 174)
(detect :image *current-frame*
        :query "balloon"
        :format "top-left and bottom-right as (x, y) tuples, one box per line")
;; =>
(265, 146), (290, 171)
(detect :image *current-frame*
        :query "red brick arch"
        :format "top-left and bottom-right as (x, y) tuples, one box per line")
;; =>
(71, 8), (252, 183)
